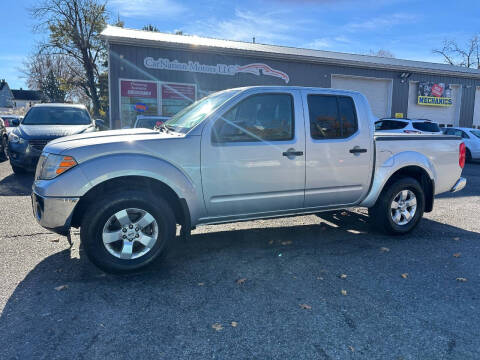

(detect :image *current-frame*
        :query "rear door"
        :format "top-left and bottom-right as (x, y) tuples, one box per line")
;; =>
(303, 90), (373, 208)
(201, 89), (306, 218)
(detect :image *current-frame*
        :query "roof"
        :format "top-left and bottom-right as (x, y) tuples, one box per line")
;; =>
(11, 89), (42, 101)
(33, 103), (87, 109)
(101, 25), (480, 80)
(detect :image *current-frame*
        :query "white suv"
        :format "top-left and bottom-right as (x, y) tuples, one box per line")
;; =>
(375, 118), (442, 135)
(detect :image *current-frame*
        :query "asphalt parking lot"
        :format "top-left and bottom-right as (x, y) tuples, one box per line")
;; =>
(0, 161), (479, 359)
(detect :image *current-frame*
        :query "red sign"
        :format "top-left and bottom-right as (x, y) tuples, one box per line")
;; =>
(121, 81), (157, 98)
(430, 83), (444, 97)
(162, 83), (196, 100)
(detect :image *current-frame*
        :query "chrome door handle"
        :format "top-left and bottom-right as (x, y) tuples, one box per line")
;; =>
(282, 149), (304, 157)
(349, 147), (367, 154)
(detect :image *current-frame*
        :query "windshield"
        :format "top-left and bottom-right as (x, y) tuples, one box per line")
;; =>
(164, 90), (240, 134)
(22, 107), (91, 125)
(412, 121), (441, 132)
(471, 129), (480, 139)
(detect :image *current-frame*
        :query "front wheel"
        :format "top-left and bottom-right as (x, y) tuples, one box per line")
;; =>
(369, 177), (425, 235)
(80, 190), (176, 273)
(0, 136), (8, 161)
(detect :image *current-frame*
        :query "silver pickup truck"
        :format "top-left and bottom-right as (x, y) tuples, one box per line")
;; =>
(31, 86), (467, 273)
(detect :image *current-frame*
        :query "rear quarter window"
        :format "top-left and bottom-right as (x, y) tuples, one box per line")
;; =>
(412, 122), (441, 132)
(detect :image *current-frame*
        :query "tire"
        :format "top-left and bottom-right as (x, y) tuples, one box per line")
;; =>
(0, 136), (8, 162)
(368, 177), (425, 235)
(80, 190), (176, 274)
(10, 162), (26, 174)
(466, 148), (472, 163)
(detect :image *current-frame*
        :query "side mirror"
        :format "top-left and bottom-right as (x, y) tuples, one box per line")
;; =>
(12, 119), (20, 127)
(94, 119), (106, 129)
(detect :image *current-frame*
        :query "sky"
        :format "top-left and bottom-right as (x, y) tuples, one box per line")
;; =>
(1, 0), (479, 89)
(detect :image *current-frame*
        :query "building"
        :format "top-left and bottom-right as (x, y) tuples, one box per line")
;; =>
(101, 25), (480, 129)
(0, 80), (14, 108)
(11, 89), (43, 109)
(0, 80), (42, 111)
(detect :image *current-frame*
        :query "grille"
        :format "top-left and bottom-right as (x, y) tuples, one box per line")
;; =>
(29, 139), (50, 151)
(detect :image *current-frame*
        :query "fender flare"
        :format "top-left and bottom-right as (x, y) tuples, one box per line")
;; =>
(360, 151), (436, 208)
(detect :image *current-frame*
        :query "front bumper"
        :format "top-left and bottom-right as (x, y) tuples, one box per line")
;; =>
(31, 191), (79, 235)
(450, 177), (466, 193)
(9, 141), (43, 171)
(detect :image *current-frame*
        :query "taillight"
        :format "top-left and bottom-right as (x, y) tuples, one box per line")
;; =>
(459, 142), (466, 169)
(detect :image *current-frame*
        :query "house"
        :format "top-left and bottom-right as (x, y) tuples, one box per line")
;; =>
(11, 89), (43, 108)
(0, 79), (14, 108)
(0, 80), (43, 111)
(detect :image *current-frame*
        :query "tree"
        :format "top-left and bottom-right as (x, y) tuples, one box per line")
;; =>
(433, 36), (480, 69)
(368, 49), (395, 58)
(42, 69), (66, 102)
(22, 53), (80, 102)
(31, 0), (108, 116)
(142, 24), (159, 32)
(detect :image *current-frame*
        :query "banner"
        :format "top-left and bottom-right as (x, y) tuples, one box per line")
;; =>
(417, 82), (452, 107)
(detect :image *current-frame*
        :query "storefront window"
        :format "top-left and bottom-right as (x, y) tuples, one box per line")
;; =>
(161, 83), (196, 117)
(120, 80), (159, 128)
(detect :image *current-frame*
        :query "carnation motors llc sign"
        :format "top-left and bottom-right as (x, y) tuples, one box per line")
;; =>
(144, 57), (290, 84)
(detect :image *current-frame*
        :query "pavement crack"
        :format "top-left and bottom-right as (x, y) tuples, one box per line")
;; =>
(2, 232), (55, 239)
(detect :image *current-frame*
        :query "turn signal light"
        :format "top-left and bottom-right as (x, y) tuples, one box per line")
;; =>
(55, 156), (78, 175)
(459, 143), (466, 169)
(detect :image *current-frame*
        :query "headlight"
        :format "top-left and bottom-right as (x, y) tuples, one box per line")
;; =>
(8, 133), (24, 144)
(36, 153), (78, 180)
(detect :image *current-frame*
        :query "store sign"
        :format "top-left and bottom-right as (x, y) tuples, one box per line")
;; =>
(133, 103), (147, 112)
(144, 57), (290, 84)
(417, 82), (453, 107)
(121, 80), (157, 98)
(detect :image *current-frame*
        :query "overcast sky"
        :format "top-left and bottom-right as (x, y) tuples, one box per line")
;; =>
(1, 0), (479, 89)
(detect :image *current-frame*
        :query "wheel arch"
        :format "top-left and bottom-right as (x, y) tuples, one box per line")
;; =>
(380, 166), (435, 212)
(71, 175), (190, 228)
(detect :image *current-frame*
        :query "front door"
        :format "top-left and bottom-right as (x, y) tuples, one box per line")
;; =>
(201, 89), (305, 219)
(303, 90), (373, 208)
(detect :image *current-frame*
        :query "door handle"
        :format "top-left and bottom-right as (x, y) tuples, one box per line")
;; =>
(283, 149), (304, 157)
(349, 147), (367, 154)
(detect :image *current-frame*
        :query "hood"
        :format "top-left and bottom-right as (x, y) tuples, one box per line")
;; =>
(44, 128), (184, 163)
(18, 124), (95, 139)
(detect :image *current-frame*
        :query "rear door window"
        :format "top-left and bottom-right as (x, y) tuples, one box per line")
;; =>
(375, 120), (408, 131)
(308, 95), (358, 139)
(412, 122), (441, 132)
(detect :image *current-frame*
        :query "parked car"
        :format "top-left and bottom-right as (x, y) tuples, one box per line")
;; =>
(134, 115), (170, 129)
(375, 118), (442, 134)
(8, 104), (98, 174)
(0, 118), (7, 162)
(443, 127), (480, 162)
(32, 86), (466, 273)
(0, 115), (22, 134)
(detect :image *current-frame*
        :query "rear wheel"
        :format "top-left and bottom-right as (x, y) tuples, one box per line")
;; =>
(369, 177), (425, 235)
(80, 190), (176, 273)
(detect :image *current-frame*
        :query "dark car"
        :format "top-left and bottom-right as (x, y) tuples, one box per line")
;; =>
(0, 118), (7, 162)
(8, 104), (99, 174)
(0, 115), (22, 133)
